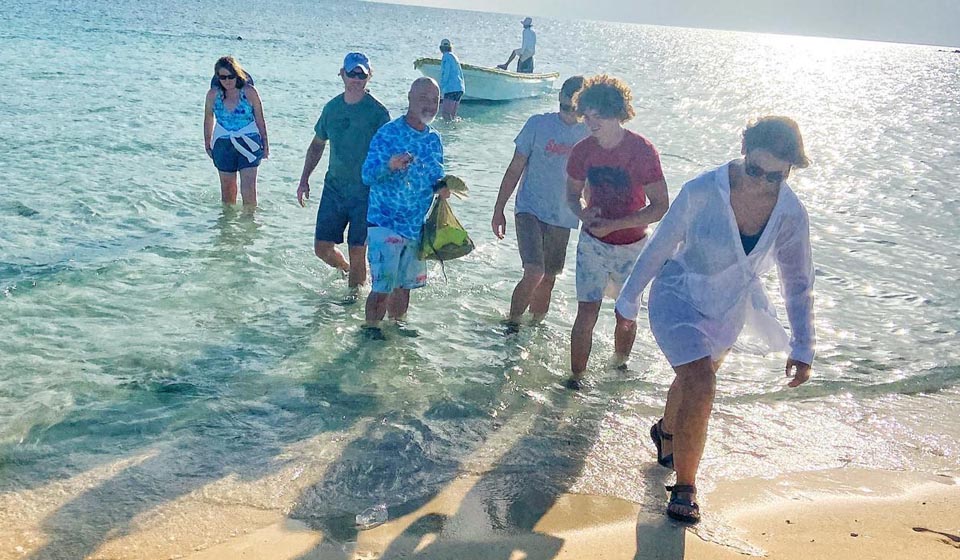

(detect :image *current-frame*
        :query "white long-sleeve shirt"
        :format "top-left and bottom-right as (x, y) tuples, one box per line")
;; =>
(615, 162), (816, 365)
(520, 27), (536, 60)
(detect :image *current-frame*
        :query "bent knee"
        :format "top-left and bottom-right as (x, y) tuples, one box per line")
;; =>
(314, 241), (335, 259)
(521, 266), (546, 284)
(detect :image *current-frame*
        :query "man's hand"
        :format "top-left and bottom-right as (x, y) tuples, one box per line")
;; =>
(586, 216), (621, 239)
(579, 206), (600, 222)
(491, 210), (507, 239)
(205, 144), (213, 159)
(296, 181), (310, 207)
(785, 359), (812, 388)
(389, 153), (414, 172)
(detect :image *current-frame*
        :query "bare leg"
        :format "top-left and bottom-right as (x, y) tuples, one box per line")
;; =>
(450, 100), (460, 119)
(508, 265), (545, 323)
(662, 353), (726, 457)
(570, 301), (601, 379)
(498, 49), (519, 70)
(347, 245), (367, 288)
(613, 312), (637, 366)
(387, 288), (410, 321)
(365, 291), (390, 327)
(528, 274), (556, 322)
(238, 166), (258, 206)
(441, 99), (456, 120)
(668, 357), (718, 518)
(314, 240), (350, 273)
(660, 377), (682, 457)
(218, 171), (238, 204)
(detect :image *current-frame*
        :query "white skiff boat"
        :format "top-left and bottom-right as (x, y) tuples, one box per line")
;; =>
(413, 57), (558, 101)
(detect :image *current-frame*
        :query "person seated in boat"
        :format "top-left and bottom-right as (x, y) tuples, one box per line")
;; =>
(439, 38), (465, 120)
(497, 17), (536, 73)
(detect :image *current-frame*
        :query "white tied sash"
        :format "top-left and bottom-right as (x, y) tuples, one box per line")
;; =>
(213, 121), (262, 163)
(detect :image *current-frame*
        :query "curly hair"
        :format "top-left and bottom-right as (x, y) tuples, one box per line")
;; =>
(742, 116), (810, 168)
(213, 56), (251, 91)
(573, 74), (635, 122)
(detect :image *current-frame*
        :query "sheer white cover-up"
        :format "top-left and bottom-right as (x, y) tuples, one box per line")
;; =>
(614, 162), (816, 367)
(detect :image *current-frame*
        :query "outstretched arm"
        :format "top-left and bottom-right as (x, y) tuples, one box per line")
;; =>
(775, 207), (816, 368)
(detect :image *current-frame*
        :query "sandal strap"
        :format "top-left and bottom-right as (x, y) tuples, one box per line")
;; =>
(657, 419), (673, 440)
(665, 484), (696, 495)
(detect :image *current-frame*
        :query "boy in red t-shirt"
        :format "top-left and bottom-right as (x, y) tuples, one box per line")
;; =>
(564, 75), (670, 390)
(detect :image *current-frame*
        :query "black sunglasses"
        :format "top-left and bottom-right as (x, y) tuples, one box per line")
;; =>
(560, 103), (575, 112)
(744, 161), (787, 184)
(345, 70), (368, 79)
(218, 74), (237, 80)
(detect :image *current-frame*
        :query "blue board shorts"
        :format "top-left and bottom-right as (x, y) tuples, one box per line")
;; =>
(212, 134), (263, 173)
(367, 226), (427, 293)
(314, 187), (369, 246)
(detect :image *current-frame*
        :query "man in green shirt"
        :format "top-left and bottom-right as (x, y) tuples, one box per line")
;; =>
(297, 52), (391, 289)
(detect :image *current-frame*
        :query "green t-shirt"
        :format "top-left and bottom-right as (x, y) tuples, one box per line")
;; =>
(314, 92), (390, 197)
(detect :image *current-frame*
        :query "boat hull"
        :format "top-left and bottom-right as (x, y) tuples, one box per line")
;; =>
(414, 57), (558, 101)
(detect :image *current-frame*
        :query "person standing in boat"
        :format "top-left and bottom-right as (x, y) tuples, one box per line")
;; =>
(439, 38), (465, 120)
(497, 17), (536, 73)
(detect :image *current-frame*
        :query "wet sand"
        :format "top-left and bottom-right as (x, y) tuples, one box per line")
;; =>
(3, 459), (957, 559)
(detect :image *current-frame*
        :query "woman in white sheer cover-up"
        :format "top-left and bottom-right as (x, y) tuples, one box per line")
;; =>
(614, 116), (816, 524)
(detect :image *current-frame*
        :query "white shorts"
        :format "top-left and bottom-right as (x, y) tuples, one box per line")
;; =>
(575, 232), (646, 302)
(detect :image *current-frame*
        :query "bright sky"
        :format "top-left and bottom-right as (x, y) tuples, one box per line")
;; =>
(377, 0), (960, 47)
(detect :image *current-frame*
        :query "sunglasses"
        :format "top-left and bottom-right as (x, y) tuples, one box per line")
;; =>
(217, 74), (237, 80)
(744, 161), (787, 184)
(560, 103), (575, 112)
(345, 70), (369, 79)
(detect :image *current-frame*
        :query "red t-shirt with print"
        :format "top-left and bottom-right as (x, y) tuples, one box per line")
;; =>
(566, 130), (664, 245)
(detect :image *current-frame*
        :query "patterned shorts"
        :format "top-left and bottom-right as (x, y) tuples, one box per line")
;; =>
(575, 232), (646, 302)
(367, 226), (428, 293)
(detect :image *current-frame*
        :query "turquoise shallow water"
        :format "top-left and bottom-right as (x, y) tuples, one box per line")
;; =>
(2, 0), (960, 556)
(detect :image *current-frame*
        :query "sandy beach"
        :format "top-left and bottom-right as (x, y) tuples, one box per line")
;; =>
(183, 469), (960, 560)
(4, 460), (956, 559)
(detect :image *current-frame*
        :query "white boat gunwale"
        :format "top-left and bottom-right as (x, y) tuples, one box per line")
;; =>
(413, 57), (560, 81)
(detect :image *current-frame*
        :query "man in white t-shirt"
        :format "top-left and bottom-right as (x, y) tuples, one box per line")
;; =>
(491, 76), (588, 326)
(497, 17), (536, 73)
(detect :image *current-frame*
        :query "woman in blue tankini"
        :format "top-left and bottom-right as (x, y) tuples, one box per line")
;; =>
(203, 56), (269, 205)
(615, 116), (817, 524)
